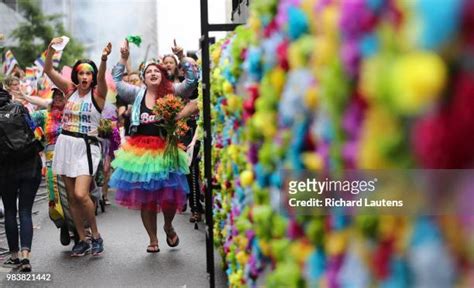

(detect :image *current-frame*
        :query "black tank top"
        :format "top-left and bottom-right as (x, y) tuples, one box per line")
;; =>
(135, 96), (167, 137)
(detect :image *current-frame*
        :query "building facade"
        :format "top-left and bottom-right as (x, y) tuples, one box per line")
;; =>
(0, 0), (27, 48)
(40, 0), (158, 69)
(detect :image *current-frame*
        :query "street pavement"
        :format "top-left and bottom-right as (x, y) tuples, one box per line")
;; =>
(0, 184), (227, 288)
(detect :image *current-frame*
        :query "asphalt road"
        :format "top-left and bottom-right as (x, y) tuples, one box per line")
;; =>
(0, 186), (227, 288)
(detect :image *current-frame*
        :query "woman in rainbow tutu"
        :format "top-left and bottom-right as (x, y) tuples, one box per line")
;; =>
(110, 40), (199, 252)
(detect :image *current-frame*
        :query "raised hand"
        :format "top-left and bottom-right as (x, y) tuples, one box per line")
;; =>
(48, 37), (63, 51)
(171, 39), (184, 60)
(103, 42), (112, 58)
(120, 39), (130, 61)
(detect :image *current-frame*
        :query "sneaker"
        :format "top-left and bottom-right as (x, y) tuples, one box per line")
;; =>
(2, 257), (21, 268)
(103, 196), (111, 206)
(19, 259), (31, 272)
(71, 240), (90, 257)
(60, 225), (71, 246)
(91, 237), (104, 256)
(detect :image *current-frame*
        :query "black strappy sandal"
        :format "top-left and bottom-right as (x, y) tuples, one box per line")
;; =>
(146, 244), (160, 253)
(164, 226), (180, 247)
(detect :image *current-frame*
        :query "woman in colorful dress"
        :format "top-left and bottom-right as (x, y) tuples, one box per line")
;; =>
(110, 40), (198, 253)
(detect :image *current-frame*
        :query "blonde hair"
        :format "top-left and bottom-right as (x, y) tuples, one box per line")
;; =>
(3, 75), (20, 91)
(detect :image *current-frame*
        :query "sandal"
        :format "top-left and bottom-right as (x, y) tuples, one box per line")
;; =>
(146, 244), (160, 253)
(189, 212), (202, 223)
(163, 226), (180, 247)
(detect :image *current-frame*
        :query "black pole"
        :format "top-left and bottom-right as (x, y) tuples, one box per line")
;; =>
(200, 1), (215, 287)
(200, 1), (245, 287)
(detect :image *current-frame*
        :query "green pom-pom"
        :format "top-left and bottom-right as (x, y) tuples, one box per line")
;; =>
(126, 35), (142, 47)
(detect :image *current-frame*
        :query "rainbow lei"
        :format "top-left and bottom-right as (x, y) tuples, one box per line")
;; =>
(44, 110), (62, 145)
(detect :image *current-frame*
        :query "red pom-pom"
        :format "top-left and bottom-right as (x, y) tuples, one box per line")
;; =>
(413, 71), (474, 168)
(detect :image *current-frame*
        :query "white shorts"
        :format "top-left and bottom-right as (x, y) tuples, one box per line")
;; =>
(52, 134), (101, 178)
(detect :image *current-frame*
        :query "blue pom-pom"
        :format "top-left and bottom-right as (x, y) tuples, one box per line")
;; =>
(366, 0), (385, 12)
(416, 0), (463, 50)
(288, 7), (309, 41)
(359, 33), (379, 57)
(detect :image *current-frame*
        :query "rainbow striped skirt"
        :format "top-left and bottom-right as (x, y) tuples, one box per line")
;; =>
(110, 135), (189, 212)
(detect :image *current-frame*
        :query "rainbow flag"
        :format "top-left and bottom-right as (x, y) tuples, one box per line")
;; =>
(37, 74), (54, 99)
(34, 126), (44, 141)
(53, 50), (63, 67)
(38, 87), (53, 99)
(25, 66), (38, 81)
(34, 51), (46, 69)
(2, 50), (19, 75)
(34, 50), (63, 72)
(23, 66), (39, 96)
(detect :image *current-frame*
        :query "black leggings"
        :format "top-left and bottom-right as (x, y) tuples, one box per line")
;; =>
(1, 155), (42, 252)
(187, 141), (203, 213)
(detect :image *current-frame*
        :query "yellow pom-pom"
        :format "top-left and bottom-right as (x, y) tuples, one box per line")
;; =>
(304, 87), (319, 109)
(301, 0), (317, 33)
(357, 107), (400, 169)
(313, 37), (336, 67)
(227, 145), (239, 162)
(253, 112), (277, 139)
(259, 240), (271, 256)
(321, 5), (339, 38)
(326, 231), (348, 256)
(270, 67), (286, 94)
(223, 81), (234, 95)
(391, 52), (447, 114)
(379, 215), (397, 240)
(236, 251), (249, 265)
(288, 42), (304, 69)
(222, 202), (230, 213)
(222, 227), (228, 238)
(239, 237), (249, 251)
(264, 124), (277, 139)
(248, 14), (261, 33)
(211, 47), (222, 64)
(290, 241), (315, 263)
(227, 94), (241, 112)
(301, 152), (323, 170)
(360, 56), (387, 103)
(240, 170), (254, 187)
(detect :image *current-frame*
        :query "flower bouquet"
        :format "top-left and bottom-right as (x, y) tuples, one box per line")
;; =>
(98, 118), (113, 138)
(153, 94), (189, 162)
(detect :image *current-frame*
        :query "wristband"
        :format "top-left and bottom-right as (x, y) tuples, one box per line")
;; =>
(101, 56), (108, 62)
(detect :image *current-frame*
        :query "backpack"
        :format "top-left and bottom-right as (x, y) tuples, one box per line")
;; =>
(0, 100), (43, 161)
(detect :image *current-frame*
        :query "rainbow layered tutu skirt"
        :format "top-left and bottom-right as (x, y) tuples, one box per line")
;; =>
(110, 135), (189, 212)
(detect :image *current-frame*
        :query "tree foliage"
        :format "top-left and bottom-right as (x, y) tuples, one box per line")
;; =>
(9, 0), (84, 69)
